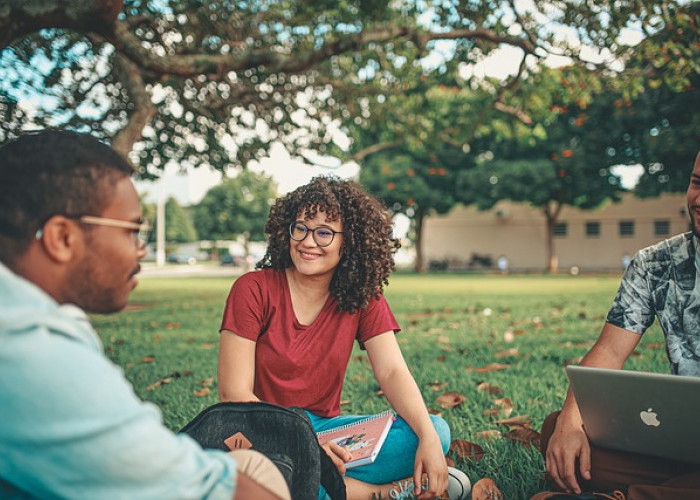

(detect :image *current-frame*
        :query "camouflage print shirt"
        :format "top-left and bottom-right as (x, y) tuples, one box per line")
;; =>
(606, 232), (700, 376)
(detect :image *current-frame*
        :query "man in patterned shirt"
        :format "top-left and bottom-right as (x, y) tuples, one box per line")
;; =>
(537, 150), (700, 500)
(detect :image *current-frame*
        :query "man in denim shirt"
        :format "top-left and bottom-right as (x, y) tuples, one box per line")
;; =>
(537, 150), (700, 500)
(0, 130), (289, 499)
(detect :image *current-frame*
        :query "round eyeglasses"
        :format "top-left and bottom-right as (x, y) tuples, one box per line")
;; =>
(289, 222), (343, 247)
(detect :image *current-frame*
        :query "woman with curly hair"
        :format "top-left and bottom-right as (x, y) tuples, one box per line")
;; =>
(217, 176), (469, 500)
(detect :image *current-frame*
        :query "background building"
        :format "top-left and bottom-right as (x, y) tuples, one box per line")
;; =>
(422, 193), (689, 272)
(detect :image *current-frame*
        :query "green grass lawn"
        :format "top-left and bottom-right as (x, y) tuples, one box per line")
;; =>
(92, 273), (668, 499)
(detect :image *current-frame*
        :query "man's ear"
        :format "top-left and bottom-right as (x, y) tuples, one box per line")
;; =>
(38, 216), (82, 264)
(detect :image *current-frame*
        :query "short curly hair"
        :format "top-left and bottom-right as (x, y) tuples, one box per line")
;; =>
(258, 176), (400, 313)
(0, 130), (133, 266)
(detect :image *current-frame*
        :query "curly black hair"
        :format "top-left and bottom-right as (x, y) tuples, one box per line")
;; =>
(257, 176), (401, 313)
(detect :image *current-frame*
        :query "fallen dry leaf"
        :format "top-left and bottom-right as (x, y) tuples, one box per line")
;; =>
(435, 391), (467, 409)
(494, 348), (519, 359)
(193, 388), (211, 397)
(474, 430), (502, 440)
(476, 382), (502, 396)
(353, 374), (365, 381)
(199, 377), (215, 387)
(646, 342), (663, 349)
(140, 355), (156, 364)
(165, 322), (181, 329)
(146, 377), (172, 392)
(376, 389), (385, 397)
(467, 363), (510, 373)
(471, 478), (504, 500)
(482, 397), (513, 418)
(429, 381), (449, 392)
(449, 439), (485, 462)
(339, 399), (350, 406)
(504, 426), (541, 449)
(201, 343), (216, 350)
(493, 398), (513, 416)
(436, 354), (447, 362)
(492, 414), (531, 426)
(437, 336), (450, 344)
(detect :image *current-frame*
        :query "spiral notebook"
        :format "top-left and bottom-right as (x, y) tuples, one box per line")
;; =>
(316, 411), (395, 469)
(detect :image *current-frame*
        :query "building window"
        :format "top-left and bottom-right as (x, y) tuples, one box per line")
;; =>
(554, 222), (568, 238)
(586, 221), (601, 238)
(619, 220), (635, 238)
(654, 219), (670, 236)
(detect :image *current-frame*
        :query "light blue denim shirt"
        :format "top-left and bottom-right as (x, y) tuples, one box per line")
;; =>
(606, 232), (700, 376)
(0, 262), (237, 499)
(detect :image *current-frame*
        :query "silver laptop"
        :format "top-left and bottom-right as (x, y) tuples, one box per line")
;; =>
(566, 365), (700, 464)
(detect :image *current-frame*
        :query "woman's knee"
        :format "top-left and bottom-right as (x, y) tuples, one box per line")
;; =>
(429, 415), (451, 454)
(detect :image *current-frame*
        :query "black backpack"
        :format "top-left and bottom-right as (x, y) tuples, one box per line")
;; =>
(179, 402), (346, 500)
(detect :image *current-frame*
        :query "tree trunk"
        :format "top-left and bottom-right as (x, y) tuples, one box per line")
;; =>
(542, 201), (562, 274)
(413, 208), (425, 273)
(243, 234), (251, 273)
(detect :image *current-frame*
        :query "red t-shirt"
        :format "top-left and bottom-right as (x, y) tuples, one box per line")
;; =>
(220, 269), (400, 417)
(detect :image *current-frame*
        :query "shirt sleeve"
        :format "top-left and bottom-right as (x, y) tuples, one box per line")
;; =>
(605, 251), (656, 335)
(356, 294), (401, 347)
(0, 327), (237, 500)
(220, 272), (267, 341)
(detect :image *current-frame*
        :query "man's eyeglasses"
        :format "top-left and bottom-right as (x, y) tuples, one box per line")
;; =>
(289, 222), (343, 247)
(36, 215), (151, 248)
(77, 216), (151, 247)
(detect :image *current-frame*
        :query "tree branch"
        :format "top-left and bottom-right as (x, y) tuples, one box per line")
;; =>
(493, 101), (533, 125)
(421, 27), (538, 56)
(110, 53), (155, 156)
(352, 141), (401, 161)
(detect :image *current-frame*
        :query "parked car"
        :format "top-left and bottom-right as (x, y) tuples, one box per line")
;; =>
(219, 253), (243, 266)
(167, 253), (197, 265)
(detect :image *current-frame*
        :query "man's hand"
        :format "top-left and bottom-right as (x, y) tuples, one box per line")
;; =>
(545, 416), (591, 495)
(321, 441), (352, 476)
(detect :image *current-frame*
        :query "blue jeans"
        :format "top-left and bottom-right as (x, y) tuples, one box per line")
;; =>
(307, 411), (451, 498)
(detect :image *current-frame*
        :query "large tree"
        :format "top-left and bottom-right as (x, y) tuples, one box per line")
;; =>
(357, 81), (483, 271)
(2, 0), (693, 176)
(193, 170), (276, 268)
(456, 59), (699, 272)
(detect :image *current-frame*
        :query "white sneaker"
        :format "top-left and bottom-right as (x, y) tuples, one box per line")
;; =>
(447, 467), (471, 500)
(387, 467), (471, 499)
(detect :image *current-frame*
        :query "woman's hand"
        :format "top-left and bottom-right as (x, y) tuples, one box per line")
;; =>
(320, 441), (352, 476)
(413, 436), (447, 499)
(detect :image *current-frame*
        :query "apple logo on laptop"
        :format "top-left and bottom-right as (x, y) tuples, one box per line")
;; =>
(640, 408), (661, 427)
